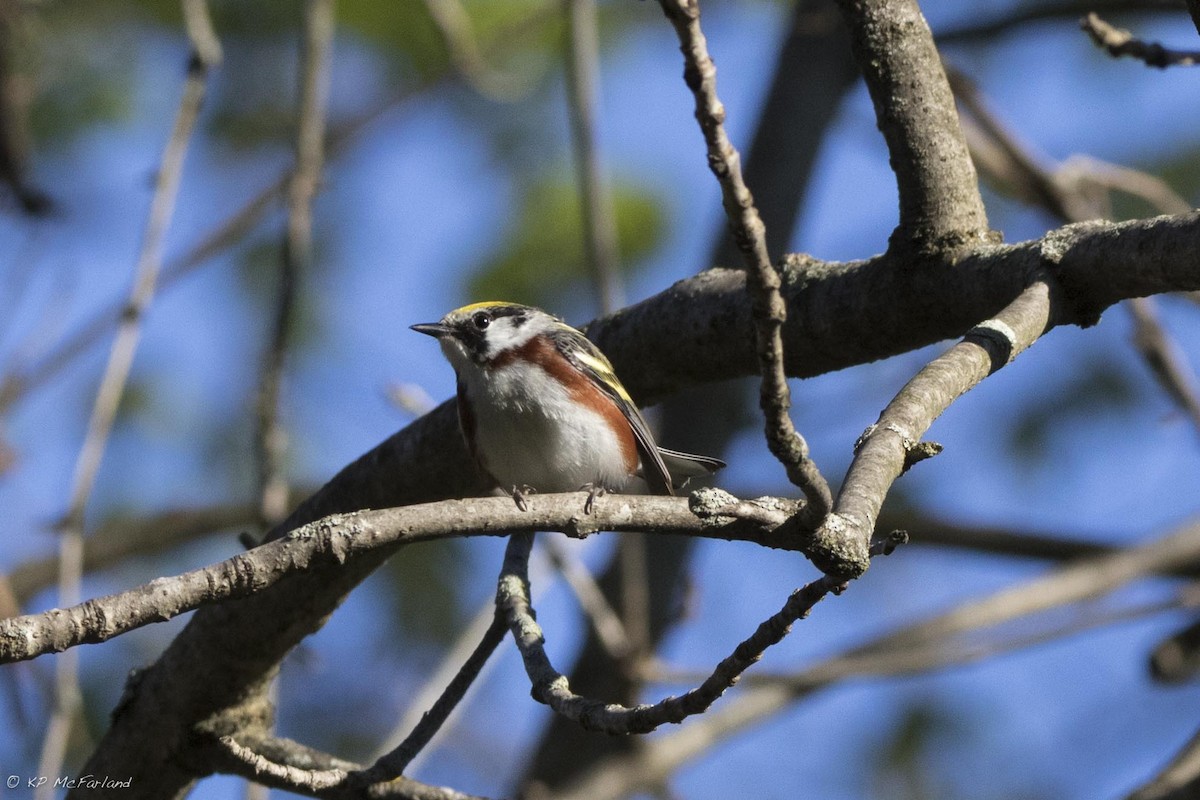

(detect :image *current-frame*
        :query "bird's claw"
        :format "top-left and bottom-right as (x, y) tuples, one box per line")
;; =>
(581, 483), (606, 515)
(511, 485), (536, 512)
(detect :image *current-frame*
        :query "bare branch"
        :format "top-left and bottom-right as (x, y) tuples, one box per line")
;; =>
(1082, 11), (1200, 67)
(938, 0), (1183, 45)
(564, 0), (624, 314)
(499, 531), (842, 734)
(950, 65), (1200, 438)
(216, 736), (349, 793)
(206, 733), (497, 799)
(79, 210), (1200, 792)
(0, 86), (418, 416)
(422, 0), (528, 101)
(362, 611), (506, 782)
(554, 517), (1200, 800)
(836, 0), (993, 252)
(0, 490), (795, 666)
(1128, 297), (1200, 433)
(657, 0), (832, 520)
(254, 0), (335, 537)
(810, 279), (1056, 576)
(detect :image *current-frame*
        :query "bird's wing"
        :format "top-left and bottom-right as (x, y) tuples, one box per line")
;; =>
(554, 327), (675, 496)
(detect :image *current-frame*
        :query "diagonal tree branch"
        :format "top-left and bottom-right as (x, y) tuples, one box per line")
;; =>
(1082, 11), (1200, 67)
(809, 278), (1057, 576)
(204, 732), (494, 799)
(0, 491), (797, 666)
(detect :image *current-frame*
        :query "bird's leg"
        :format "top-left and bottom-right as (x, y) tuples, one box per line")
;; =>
(510, 484), (536, 512)
(580, 483), (607, 515)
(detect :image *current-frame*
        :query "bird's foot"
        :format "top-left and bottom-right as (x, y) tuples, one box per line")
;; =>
(580, 483), (607, 515)
(511, 485), (537, 512)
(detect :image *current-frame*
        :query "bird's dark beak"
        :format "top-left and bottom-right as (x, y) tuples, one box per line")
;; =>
(410, 322), (453, 338)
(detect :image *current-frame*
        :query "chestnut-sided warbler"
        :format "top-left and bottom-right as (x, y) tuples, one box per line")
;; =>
(412, 302), (724, 504)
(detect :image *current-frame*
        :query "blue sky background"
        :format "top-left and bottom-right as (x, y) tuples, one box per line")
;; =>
(1, 1), (1200, 797)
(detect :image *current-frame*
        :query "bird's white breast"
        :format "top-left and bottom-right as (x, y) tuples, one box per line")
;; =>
(459, 359), (632, 493)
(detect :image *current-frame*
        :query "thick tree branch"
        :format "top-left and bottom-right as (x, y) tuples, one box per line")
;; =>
(79, 210), (1200, 796)
(809, 279), (1056, 576)
(836, 0), (994, 252)
(1, 491), (795, 666)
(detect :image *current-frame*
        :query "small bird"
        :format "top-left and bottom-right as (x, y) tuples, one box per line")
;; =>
(411, 302), (724, 508)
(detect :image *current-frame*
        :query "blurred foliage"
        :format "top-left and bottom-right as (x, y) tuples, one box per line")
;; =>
(468, 175), (666, 308)
(870, 704), (960, 800)
(25, 4), (138, 147)
(869, 701), (1055, 800)
(1154, 145), (1200, 198)
(234, 233), (330, 353)
(1008, 358), (1141, 462)
(376, 538), (472, 646)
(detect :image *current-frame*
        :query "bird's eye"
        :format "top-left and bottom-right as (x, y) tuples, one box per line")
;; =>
(472, 311), (492, 330)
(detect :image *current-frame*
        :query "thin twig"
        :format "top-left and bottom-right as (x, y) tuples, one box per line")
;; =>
(360, 611), (507, 783)
(564, 0), (624, 314)
(366, 552), (558, 775)
(8, 501), (260, 604)
(498, 531), (842, 734)
(649, 591), (1195, 689)
(562, 0), (650, 667)
(937, 0), (1181, 45)
(421, 0), (527, 101)
(255, 0), (334, 535)
(1082, 12), (1200, 68)
(1128, 297), (1200, 434)
(218, 735), (348, 793)
(212, 733), (496, 799)
(35, 2), (219, 792)
(656, 0), (832, 524)
(244, 6), (333, 799)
